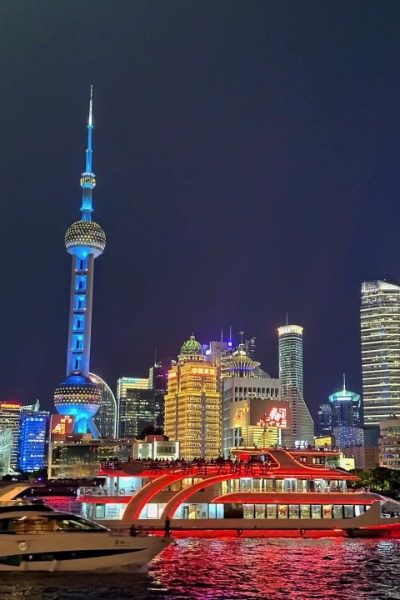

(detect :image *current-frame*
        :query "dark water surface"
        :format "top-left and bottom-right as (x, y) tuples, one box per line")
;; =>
(2, 538), (400, 600)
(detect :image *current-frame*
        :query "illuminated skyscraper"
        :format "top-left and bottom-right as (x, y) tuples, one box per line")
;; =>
(0, 428), (12, 477)
(361, 281), (400, 426)
(328, 378), (362, 428)
(0, 401), (21, 470)
(164, 335), (221, 460)
(221, 343), (281, 455)
(149, 359), (175, 429)
(278, 324), (314, 446)
(18, 405), (49, 473)
(54, 88), (106, 437)
(117, 377), (155, 438)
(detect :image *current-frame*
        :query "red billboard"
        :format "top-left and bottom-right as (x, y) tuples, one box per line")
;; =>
(50, 414), (74, 441)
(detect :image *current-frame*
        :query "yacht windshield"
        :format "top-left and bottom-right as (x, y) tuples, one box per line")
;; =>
(0, 515), (108, 534)
(53, 516), (107, 532)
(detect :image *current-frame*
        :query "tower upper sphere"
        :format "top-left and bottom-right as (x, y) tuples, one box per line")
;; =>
(65, 220), (106, 257)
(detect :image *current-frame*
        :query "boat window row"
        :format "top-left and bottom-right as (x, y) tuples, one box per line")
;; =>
(135, 502), (370, 520)
(241, 503), (369, 520)
(221, 479), (347, 494)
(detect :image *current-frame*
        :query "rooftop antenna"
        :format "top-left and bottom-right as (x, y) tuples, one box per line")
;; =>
(229, 324), (232, 344)
(80, 84), (96, 221)
(343, 372), (346, 391)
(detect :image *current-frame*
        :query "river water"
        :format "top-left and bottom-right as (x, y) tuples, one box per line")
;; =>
(1, 537), (400, 600)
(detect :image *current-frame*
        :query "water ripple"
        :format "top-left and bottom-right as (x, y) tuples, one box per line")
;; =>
(1, 539), (400, 599)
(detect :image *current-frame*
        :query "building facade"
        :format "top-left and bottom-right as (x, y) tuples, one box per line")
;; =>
(221, 344), (281, 455)
(318, 379), (362, 450)
(54, 88), (105, 438)
(91, 373), (118, 439)
(117, 377), (156, 439)
(379, 416), (400, 469)
(361, 281), (400, 426)
(278, 324), (314, 447)
(0, 428), (12, 477)
(132, 437), (180, 460)
(148, 359), (175, 429)
(164, 335), (221, 460)
(0, 401), (22, 470)
(18, 406), (49, 473)
(328, 380), (362, 428)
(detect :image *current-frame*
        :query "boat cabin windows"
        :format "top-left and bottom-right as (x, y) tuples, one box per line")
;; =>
(220, 479), (347, 495)
(333, 505), (343, 519)
(0, 515), (107, 534)
(236, 503), (370, 520)
(300, 505), (310, 519)
(54, 517), (106, 532)
(344, 505), (354, 519)
(311, 505), (322, 519)
(278, 505), (288, 519)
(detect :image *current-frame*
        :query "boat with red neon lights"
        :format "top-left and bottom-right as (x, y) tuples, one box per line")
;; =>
(75, 448), (400, 538)
(3, 449), (400, 539)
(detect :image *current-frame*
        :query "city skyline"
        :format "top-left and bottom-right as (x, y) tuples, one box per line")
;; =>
(1, 3), (399, 417)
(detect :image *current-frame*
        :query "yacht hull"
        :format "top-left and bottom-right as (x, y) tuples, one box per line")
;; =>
(0, 534), (170, 572)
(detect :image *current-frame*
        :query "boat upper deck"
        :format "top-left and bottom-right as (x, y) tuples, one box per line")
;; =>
(99, 448), (358, 482)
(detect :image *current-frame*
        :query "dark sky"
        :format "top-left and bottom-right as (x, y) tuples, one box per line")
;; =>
(1, 1), (399, 417)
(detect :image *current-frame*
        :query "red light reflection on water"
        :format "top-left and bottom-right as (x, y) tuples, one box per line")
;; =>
(150, 538), (400, 600)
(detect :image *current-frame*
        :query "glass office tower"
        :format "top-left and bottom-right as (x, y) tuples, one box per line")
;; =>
(18, 408), (49, 473)
(278, 324), (314, 446)
(361, 281), (400, 426)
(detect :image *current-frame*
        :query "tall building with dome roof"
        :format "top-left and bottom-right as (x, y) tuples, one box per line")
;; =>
(220, 343), (281, 456)
(53, 88), (105, 438)
(164, 335), (221, 459)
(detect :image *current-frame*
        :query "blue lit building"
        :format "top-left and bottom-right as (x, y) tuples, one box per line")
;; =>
(18, 407), (49, 473)
(328, 378), (362, 428)
(54, 88), (106, 438)
(317, 377), (363, 452)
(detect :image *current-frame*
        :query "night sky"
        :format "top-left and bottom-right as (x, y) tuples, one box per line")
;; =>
(1, 1), (399, 417)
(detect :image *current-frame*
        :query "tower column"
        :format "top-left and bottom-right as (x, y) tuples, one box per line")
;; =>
(66, 259), (77, 376)
(82, 253), (94, 375)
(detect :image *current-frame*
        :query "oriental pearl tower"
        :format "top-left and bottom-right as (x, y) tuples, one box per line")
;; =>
(54, 87), (106, 438)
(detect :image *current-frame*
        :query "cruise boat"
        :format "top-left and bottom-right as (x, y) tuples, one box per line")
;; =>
(77, 448), (400, 538)
(3, 448), (400, 538)
(0, 500), (170, 571)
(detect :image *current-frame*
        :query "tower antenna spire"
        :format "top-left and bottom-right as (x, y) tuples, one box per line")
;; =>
(80, 85), (96, 221)
(86, 84), (94, 173)
(343, 372), (346, 391)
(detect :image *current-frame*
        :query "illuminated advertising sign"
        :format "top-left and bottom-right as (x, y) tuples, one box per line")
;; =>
(258, 407), (287, 429)
(0, 402), (21, 410)
(234, 404), (249, 427)
(50, 414), (74, 441)
(315, 435), (334, 449)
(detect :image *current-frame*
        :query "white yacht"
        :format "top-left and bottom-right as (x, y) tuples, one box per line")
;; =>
(0, 502), (170, 572)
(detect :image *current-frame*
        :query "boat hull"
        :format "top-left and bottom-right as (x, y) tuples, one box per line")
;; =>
(0, 534), (170, 572)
